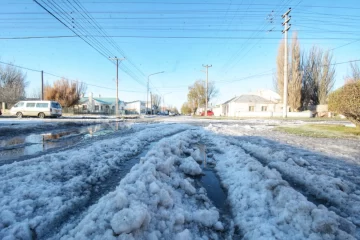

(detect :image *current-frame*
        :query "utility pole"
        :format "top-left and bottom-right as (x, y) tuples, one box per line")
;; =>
(202, 64), (212, 116)
(41, 70), (44, 100)
(109, 57), (125, 117)
(282, 8), (291, 118)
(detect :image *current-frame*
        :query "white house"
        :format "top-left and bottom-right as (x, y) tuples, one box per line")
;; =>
(124, 100), (146, 115)
(78, 93), (125, 114)
(213, 89), (287, 117)
(249, 89), (282, 103)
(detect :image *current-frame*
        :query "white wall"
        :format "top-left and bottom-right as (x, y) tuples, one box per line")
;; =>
(236, 111), (312, 118)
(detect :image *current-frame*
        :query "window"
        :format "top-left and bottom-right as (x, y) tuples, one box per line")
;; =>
(261, 106), (267, 111)
(36, 103), (49, 108)
(26, 103), (36, 108)
(95, 105), (99, 111)
(51, 102), (61, 108)
(100, 105), (103, 111)
(249, 106), (255, 112)
(82, 105), (87, 110)
(14, 102), (24, 108)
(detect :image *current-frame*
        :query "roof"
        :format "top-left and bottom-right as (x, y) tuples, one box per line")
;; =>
(233, 95), (274, 104)
(125, 100), (145, 104)
(222, 97), (237, 105)
(79, 97), (124, 105)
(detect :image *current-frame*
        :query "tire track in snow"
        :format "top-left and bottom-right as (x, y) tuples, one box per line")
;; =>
(227, 137), (359, 237)
(201, 129), (357, 239)
(0, 124), (192, 240)
(53, 129), (230, 239)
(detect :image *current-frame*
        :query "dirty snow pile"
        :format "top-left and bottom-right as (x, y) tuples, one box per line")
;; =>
(0, 123), (191, 239)
(55, 129), (227, 240)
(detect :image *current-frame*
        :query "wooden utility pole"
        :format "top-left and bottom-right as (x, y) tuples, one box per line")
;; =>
(202, 64), (212, 116)
(109, 57), (125, 117)
(282, 8), (291, 118)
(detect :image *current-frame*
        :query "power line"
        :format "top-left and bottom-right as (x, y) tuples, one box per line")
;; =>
(5, 1), (360, 9)
(0, 60), (143, 93)
(2, 35), (360, 40)
(0, 60), (42, 73)
(33, 0), (148, 88)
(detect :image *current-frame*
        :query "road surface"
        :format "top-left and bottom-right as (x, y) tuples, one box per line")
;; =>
(0, 117), (359, 239)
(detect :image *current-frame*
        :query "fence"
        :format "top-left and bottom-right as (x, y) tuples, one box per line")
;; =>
(62, 107), (130, 115)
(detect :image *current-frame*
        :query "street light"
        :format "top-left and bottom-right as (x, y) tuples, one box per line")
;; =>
(147, 71), (164, 115)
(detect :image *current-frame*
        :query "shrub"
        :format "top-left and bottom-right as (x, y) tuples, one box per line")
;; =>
(328, 81), (360, 127)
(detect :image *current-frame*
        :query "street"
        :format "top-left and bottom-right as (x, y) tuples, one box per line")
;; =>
(0, 117), (360, 239)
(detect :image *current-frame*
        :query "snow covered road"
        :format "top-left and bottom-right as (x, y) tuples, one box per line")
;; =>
(1, 121), (359, 239)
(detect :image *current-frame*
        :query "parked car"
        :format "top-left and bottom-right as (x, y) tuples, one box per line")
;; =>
(200, 110), (214, 116)
(10, 100), (62, 119)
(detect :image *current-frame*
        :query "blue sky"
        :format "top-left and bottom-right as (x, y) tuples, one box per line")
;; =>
(1, 0), (359, 109)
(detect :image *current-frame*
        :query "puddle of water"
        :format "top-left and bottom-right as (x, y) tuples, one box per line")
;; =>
(0, 122), (126, 162)
(196, 144), (228, 212)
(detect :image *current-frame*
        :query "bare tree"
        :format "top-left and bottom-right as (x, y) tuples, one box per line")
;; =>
(44, 78), (87, 107)
(28, 88), (41, 99)
(288, 32), (302, 111)
(0, 64), (28, 105)
(318, 50), (336, 104)
(302, 46), (322, 106)
(150, 93), (161, 113)
(301, 47), (336, 106)
(187, 80), (218, 114)
(345, 62), (360, 83)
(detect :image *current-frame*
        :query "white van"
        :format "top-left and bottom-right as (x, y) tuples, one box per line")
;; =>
(10, 101), (62, 118)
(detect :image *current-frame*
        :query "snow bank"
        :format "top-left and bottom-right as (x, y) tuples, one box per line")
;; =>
(0, 123), (191, 239)
(56, 130), (225, 239)
(205, 132), (356, 239)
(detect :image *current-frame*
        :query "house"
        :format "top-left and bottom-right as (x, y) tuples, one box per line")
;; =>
(124, 100), (146, 115)
(249, 89), (281, 103)
(214, 89), (287, 117)
(77, 93), (125, 114)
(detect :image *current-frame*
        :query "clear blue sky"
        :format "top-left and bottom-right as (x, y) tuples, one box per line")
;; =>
(1, 0), (359, 110)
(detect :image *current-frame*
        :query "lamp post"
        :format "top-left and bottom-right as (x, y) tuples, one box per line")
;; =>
(147, 71), (164, 115)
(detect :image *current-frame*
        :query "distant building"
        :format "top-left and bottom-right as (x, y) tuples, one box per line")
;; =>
(78, 93), (125, 114)
(124, 100), (146, 115)
(213, 89), (287, 117)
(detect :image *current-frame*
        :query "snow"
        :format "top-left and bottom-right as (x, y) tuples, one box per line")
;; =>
(208, 134), (355, 239)
(1, 119), (359, 239)
(54, 130), (224, 239)
(0, 123), (192, 239)
(179, 156), (203, 176)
